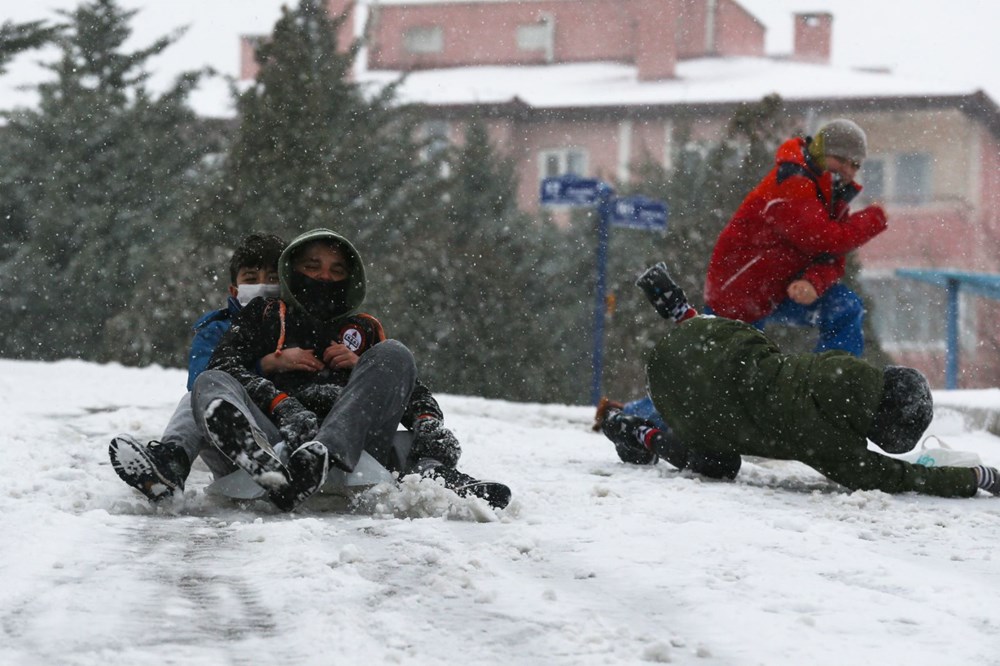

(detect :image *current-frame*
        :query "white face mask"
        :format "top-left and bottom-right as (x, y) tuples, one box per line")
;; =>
(235, 283), (280, 306)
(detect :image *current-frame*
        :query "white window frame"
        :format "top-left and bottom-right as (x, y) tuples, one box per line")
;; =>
(538, 148), (588, 181)
(857, 152), (932, 207)
(893, 152), (932, 206)
(516, 14), (554, 62)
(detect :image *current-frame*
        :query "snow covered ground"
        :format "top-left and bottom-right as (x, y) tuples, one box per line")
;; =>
(3, 358), (1000, 665)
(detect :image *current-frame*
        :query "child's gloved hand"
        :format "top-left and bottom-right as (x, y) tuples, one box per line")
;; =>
(411, 417), (462, 468)
(273, 397), (319, 449)
(635, 262), (692, 322)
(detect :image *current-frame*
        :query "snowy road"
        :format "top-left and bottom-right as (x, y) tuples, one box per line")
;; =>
(2, 359), (1000, 665)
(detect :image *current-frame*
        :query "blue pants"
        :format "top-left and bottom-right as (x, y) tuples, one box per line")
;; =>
(755, 283), (865, 357)
(622, 396), (669, 431)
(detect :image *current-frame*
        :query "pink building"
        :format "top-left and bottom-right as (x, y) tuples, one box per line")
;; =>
(242, 0), (1000, 388)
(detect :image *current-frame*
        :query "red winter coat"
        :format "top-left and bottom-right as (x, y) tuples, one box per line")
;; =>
(704, 137), (887, 322)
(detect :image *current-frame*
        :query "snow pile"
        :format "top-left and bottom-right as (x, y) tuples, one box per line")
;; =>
(1, 358), (1000, 665)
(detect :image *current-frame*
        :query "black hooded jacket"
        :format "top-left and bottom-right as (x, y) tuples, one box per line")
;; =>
(207, 228), (442, 426)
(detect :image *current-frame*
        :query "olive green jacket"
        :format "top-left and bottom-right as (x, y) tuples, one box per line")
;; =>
(647, 316), (977, 497)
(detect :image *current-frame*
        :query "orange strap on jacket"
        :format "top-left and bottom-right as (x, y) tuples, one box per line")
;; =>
(269, 392), (290, 414)
(274, 300), (287, 354)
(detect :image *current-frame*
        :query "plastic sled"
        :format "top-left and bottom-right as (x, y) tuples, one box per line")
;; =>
(205, 430), (412, 500)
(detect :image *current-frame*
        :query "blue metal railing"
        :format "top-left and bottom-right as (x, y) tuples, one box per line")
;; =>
(895, 269), (1000, 388)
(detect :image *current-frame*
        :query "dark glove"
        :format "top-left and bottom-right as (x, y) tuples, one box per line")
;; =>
(411, 417), (462, 468)
(635, 262), (692, 322)
(294, 383), (342, 416)
(272, 396), (319, 449)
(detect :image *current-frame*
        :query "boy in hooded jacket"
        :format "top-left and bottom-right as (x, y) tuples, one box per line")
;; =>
(194, 228), (510, 512)
(600, 262), (1000, 499)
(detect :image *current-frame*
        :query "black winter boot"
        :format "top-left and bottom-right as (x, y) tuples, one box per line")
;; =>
(109, 435), (191, 502)
(601, 410), (659, 465)
(683, 449), (742, 480)
(416, 459), (512, 509)
(635, 262), (694, 322)
(203, 398), (290, 490)
(205, 399), (331, 511)
(268, 441), (330, 512)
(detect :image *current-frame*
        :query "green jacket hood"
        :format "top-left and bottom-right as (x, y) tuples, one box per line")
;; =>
(278, 228), (367, 320)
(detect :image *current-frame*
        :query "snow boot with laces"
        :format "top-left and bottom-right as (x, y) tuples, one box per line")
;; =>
(204, 398), (328, 511)
(600, 410), (659, 465)
(109, 435), (191, 502)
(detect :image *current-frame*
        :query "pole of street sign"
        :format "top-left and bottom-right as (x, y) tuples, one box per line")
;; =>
(539, 175), (667, 406)
(592, 191), (612, 406)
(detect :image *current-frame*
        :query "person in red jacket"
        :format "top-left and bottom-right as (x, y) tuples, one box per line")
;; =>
(704, 118), (887, 356)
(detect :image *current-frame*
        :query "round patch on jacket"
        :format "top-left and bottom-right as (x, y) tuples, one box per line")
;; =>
(340, 326), (365, 352)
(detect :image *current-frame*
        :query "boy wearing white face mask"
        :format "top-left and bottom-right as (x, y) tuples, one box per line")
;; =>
(186, 233), (287, 388)
(109, 232), (313, 503)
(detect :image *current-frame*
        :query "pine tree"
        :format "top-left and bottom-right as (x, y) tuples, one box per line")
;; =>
(386, 121), (591, 402)
(0, 19), (59, 264)
(216, 0), (444, 253)
(0, 0), (216, 361)
(0, 19), (58, 74)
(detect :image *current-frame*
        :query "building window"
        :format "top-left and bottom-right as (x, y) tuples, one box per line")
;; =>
(403, 26), (443, 54)
(857, 153), (932, 206)
(860, 274), (976, 351)
(894, 152), (932, 205)
(859, 158), (884, 204)
(539, 148), (587, 179)
(517, 15), (554, 61)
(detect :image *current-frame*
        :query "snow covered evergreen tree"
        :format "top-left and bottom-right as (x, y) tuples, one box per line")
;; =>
(0, 17), (58, 265)
(0, 19), (58, 74)
(385, 121), (591, 402)
(214, 0), (444, 252)
(0, 0), (216, 362)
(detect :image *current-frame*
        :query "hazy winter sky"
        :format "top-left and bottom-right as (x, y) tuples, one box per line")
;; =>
(0, 0), (998, 117)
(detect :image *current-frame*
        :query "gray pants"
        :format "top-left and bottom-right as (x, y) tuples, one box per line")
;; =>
(160, 393), (236, 479)
(192, 340), (417, 473)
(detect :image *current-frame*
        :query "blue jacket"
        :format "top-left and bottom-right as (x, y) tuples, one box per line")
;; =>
(186, 296), (243, 391)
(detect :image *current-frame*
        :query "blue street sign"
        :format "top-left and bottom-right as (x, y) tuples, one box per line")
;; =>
(539, 175), (607, 206)
(608, 195), (668, 231)
(537, 175), (668, 406)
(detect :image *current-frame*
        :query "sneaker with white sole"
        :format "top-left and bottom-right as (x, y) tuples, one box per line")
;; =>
(109, 435), (191, 502)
